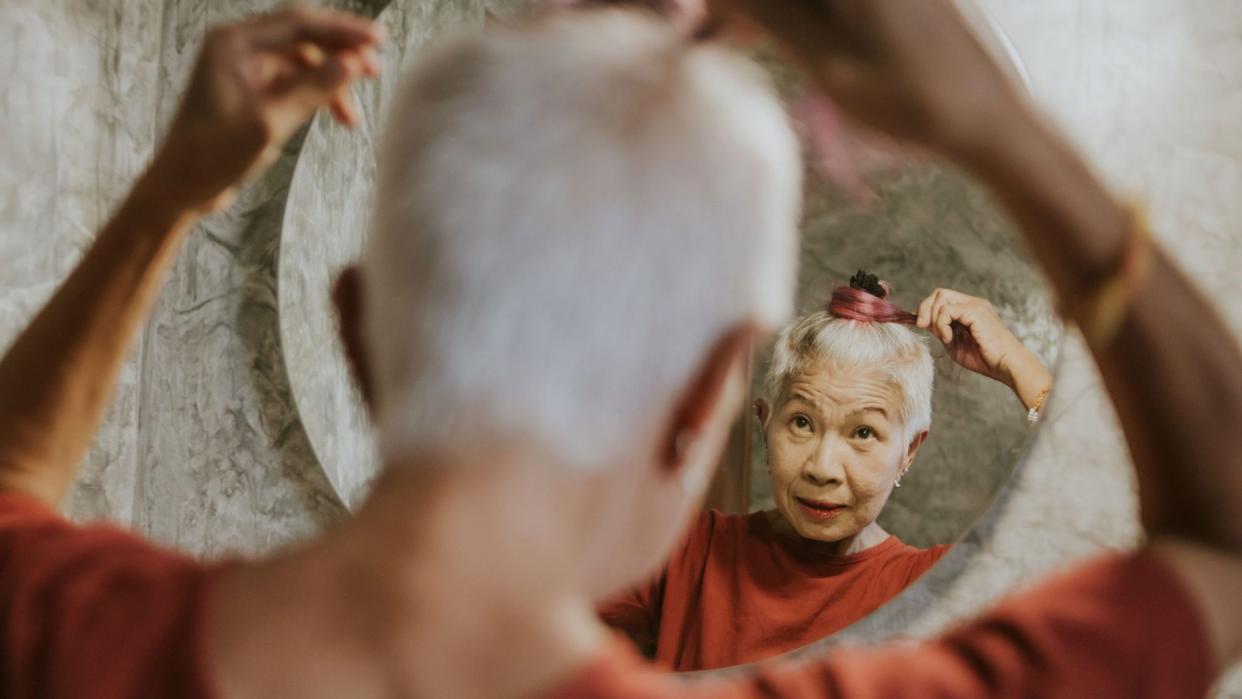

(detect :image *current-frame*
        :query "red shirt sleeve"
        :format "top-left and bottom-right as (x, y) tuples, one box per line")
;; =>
(599, 574), (665, 657)
(0, 491), (220, 699)
(551, 551), (1215, 699)
(599, 511), (720, 657)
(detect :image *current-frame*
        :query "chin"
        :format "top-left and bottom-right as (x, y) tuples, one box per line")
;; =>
(798, 523), (848, 543)
(790, 513), (862, 543)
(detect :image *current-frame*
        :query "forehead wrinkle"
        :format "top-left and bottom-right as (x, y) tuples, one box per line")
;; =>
(784, 367), (901, 420)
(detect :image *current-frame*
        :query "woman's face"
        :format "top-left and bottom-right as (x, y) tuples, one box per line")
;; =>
(762, 359), (923, 543)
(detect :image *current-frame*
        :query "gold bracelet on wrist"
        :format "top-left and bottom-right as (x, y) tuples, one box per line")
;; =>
(1061, 201), (1155, 351)
(1026, 385), (1051, 425)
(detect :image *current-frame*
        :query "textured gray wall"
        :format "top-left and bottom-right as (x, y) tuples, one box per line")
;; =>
(2, 0), (1242, 694)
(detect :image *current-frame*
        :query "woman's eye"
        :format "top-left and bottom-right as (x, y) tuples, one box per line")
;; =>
(791, 415), (812, 433)
(853, 426), (875, 440)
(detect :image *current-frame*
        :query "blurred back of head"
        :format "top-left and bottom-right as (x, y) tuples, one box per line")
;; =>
(364, 9), (802, 470)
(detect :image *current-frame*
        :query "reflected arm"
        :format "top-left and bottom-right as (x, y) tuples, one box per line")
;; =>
(0, 173), (196, 505)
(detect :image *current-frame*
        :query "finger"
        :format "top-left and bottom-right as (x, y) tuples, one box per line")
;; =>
(358, 45), (381, 77)
(268, 51), (362, 113)
(292, 41), (326, 68)
(934, 301), (960, 345)
(931, 288), (974, 308)
(329, 86), (360, 127)
(916, 292), (938, 328)
(247, 6), (383, 52)
(286, 40), (379, 79)
(922, 288), (948, 329)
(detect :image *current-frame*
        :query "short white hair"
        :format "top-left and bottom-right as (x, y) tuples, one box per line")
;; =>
(764, 312), (934, 440)
(362, 10), (802, 469)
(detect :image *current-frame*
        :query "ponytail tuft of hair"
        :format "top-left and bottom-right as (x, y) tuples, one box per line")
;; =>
(826, 270), (985, 367)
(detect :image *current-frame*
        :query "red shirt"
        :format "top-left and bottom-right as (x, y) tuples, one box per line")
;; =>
(0, 492), (219, 699)
(601, 510), (950, 670)
(0, 492), (1215, 699)
(565, 551), (1214, 699)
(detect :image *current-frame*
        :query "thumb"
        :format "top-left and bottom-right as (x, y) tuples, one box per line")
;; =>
(269, 52), (358, 115)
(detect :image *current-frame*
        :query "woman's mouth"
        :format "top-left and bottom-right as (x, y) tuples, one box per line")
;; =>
(795, 497), (846, 521)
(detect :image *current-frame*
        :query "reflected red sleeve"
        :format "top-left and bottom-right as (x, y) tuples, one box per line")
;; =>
(0, 492), (220, 699)
(553, 551), (1214, 699)
(599, 575), (663, 657)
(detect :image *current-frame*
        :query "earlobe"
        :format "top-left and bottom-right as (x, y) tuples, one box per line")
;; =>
(331, 266), (378, 414)
(658, 323), (760, 473)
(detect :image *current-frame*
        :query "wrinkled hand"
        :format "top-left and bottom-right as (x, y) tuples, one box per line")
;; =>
(916, 289), (1049, 404)
(703, 0), (1024, 156)
(152, 7), (382, 213)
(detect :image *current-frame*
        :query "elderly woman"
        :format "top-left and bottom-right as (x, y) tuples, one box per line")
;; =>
(600, 271), (1053, 671)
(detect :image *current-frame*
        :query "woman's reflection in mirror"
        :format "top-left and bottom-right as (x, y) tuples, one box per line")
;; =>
(600, 271), (1052, 671)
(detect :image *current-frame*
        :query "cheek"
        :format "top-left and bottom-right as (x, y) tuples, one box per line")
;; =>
(766, 437), (806, 491)
(849, 449), (903, 501)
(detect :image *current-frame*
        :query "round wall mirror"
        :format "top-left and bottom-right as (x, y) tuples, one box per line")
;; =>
(279, 0), (1060, 673)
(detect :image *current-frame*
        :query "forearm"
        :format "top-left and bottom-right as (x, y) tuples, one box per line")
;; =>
(965, 113), (1242, 548)
(0, 167), (196, 505)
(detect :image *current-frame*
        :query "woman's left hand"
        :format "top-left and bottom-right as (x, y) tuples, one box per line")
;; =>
(916, 288), (1052, 411)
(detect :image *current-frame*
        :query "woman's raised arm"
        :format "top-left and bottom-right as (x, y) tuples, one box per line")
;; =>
(710, 0), (1242, 665)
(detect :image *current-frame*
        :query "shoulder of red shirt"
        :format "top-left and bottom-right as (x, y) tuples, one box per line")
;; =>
(0, 489), (225, 699)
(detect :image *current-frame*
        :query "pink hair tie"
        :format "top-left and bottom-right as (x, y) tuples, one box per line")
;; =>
(827, 270), (987, 368)
(827, 271), (917, 325)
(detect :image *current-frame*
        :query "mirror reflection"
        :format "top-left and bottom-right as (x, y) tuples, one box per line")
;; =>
(600, 162), (1061, 671)
(279, 0), (1061, 678)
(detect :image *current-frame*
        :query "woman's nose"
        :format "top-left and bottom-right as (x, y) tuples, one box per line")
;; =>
(802, 438), (846, 486)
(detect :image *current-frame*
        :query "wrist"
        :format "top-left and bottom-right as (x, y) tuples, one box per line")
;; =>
(1003, 350), (1052, 411)
(135, 152), (223, 219)
(115, 167), (203, 241)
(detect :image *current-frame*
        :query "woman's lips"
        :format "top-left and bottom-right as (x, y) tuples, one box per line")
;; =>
(795, 497), (846, 521)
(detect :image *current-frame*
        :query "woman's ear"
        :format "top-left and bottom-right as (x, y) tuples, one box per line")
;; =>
(754, 398), (770, 428)
(331, 266), (377, 415)
(658, 323), (759, 474)
(903, 429), (930, 470)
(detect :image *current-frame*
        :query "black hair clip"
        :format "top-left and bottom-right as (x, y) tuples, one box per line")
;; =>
(849, 270), (887, 298)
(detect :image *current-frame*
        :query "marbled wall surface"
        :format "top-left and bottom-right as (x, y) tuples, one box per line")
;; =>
(3, 0), (1242, 694)
(0, 0), (389, 556)
(282, 0), (532, 508)
(0, 1), (162, 526)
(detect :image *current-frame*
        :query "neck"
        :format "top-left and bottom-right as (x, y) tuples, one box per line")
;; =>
(767, 510), (891, 556)
(210, 452), (608, 699)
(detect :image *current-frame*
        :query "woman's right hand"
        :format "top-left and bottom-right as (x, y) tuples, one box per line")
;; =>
(917, 288), (1052, 413)
(706, 0), (1029, 159)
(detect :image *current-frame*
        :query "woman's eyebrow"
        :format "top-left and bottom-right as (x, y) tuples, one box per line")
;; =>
(847, 406), (889, 419)
(786, 391), (822, 410)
